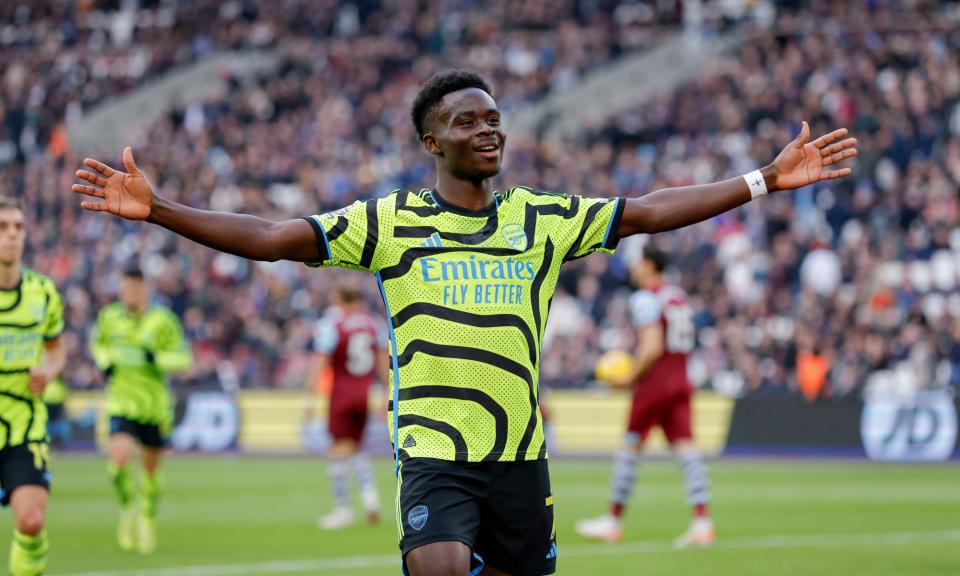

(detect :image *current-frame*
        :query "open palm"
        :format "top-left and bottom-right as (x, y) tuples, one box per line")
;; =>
(72, 147), (154, 221)
(772, 121), (858, 191)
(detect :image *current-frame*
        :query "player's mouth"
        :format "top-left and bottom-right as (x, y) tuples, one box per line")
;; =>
(474, 142), (501, 161)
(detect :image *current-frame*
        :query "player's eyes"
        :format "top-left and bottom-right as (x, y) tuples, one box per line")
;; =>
(460, 119), (474, 127)
(488, 117), (500, 126)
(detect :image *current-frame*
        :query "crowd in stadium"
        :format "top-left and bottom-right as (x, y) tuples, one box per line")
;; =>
(2, 1), (959, 398)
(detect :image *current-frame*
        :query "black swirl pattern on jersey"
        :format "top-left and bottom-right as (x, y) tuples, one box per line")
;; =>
(530, 239), (555, 347)
(391, 302), (537, 367)
(325, 216), (349, 242)
(536, 437), (547, 460)
(396, 384), (508, 461)
(563, 201), (607, 262)
(395, 190), (444, 217)
(397, 414), (469, 461)
(398, 341), (535, 460)
(0, 390), (35, 445)
(393, 213), (499, 245)
(359, 200), (379, 269)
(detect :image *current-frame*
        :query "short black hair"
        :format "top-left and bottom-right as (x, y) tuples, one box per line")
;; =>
(0, 196), (24, 212)
(411, 70), (492, 140)
(643, 245), (669, 273)
(123, 264), (144, 279)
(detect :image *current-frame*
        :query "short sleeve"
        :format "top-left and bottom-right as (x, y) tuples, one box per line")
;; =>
(303, 199), (381, 272)
(628, 290), (662, 328)
(44, 282), (65, 340)
(562, 196), (625, 261)
(312, 317), (340, 354)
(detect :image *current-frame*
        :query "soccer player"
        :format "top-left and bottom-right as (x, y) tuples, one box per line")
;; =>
(73, 70), (856, 575)
(575, 244), (713, 547)
(307, 281), (388, 530)
(89, 266), (192, 554)
(0, 196), (66, 576)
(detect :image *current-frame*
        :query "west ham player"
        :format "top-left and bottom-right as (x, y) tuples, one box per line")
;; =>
(73, 70), (856, 575)
(308, 282), (388, 530)
(576, 245), (713, 547)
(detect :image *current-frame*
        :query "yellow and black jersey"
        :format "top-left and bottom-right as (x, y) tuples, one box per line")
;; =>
(0, 267), (64, 448)
(304, 187), (623, 463)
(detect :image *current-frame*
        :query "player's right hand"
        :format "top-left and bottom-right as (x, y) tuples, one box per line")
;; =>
(72, 146), (154, 221)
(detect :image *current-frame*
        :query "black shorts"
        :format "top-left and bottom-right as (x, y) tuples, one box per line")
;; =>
(109, 416), (169, 449)
(0, 443), (51, 506)
(398, 458), (556, 576)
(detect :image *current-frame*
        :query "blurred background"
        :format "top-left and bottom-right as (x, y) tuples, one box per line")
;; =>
(1, 0), (959, 573)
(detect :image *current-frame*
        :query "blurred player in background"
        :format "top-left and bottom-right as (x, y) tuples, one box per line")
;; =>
(577, 245), (713, 547)
(90, 266), (192, 554)
(305, 281), (388, 530)
(0, 196), (66, 576)
(73, 68), (855, 574)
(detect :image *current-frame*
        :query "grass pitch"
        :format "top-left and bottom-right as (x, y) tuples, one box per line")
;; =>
(3, 455), (958, 575)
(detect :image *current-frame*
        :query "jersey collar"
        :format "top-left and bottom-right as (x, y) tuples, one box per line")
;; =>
(427, 189), (500, 217)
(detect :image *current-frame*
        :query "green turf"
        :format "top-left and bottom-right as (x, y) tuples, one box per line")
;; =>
(2, 455), (958, 575)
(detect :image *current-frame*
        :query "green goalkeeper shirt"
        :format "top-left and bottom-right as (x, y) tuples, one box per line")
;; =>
(0, 267), (64, 448)
(304, 187), (624, 463)
(90, 303), (192, 427)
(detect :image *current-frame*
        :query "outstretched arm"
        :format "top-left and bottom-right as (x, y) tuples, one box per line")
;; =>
(618, 122), (858, 237)
(73, 147), (320, 262)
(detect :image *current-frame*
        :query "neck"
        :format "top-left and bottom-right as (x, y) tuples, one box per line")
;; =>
(0, 261), (21, 290)
(126, 303), (147, 316)
(434, 171), (494, 212)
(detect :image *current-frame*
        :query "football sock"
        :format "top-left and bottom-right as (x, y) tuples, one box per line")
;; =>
(352, 453), (378, 507)
(609, 448), (639, 518)
(329, 457), (350, 509)
(139, 472), (161, 519)
(108, 462), (134, 508)
(679, 451), (711, 516)
(9, 530), (47, 576)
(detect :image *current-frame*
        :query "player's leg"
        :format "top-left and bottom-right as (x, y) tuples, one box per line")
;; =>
(107, 420), (138, 551)
(404, 541), (474, 576)
(350, 406), (380, 524)
(575, 394), (655, 542)
(9, 486), (49, 576)
(664, 392), (714, 548)
(318, 438), (358, 529)
(475, 460), (556, 575)
(398, 458), (483, 576)
(4, 443), (52, 576)
(135, 424), (168, 555)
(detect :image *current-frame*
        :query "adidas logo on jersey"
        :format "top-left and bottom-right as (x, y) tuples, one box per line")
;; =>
(403, 434), (417, 448)
(545, 542), (557, 559)
(419, 232), (443, 248)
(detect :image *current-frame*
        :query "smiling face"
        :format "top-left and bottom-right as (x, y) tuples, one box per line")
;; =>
(0, 207), (25, 268)
(423, 88), (506, 182)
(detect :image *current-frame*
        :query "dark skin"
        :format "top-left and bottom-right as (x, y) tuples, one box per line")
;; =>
(73, 87), (857, 576)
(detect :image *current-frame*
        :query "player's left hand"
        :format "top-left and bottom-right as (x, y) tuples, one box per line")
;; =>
(28, 367), (54, 396)
(768, 121), (858, 191)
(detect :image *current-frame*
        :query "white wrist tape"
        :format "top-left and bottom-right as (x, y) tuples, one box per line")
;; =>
(743, 170), (768, 200)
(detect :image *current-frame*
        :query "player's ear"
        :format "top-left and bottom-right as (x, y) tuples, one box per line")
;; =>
(423, 133), (443, 157)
